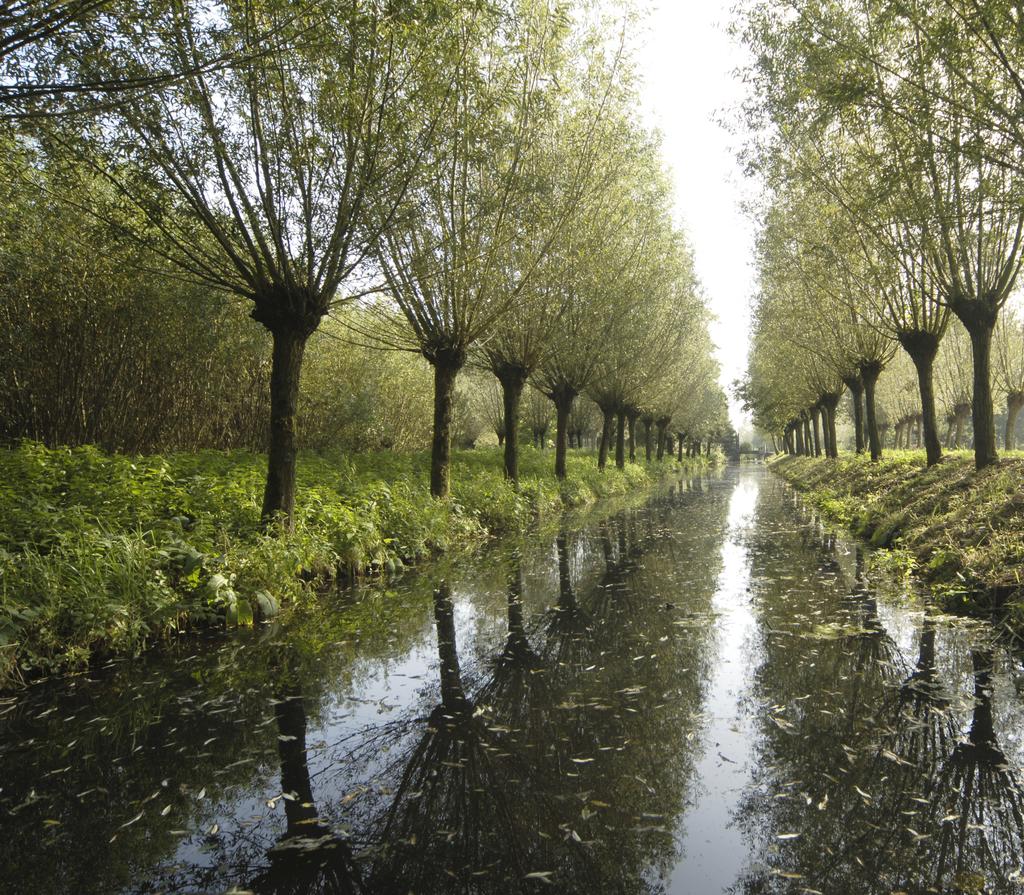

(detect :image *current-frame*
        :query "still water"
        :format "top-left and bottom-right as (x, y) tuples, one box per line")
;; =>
(2, 465), (1023, 894)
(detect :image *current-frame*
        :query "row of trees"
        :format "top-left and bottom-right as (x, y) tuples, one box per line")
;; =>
(2, 0), (727, 528)
(735, 0), (1024, 469)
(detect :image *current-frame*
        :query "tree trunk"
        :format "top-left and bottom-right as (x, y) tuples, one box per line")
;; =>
(615, 411), (626, 470)
(430, 358), (462, 498)
(677, 435), (684, 462)
(812, 408), (822, 457)
(965, 318), (999, 469)
(553, 389), (575, 480)
(860, 362), (883, 461)
(598, 408), (614, 470)
(498, 370), (527, 483)
(497, 431), (505, 446)
(656, 421), (668, 460)
(1006, 393), (1024, 451)
(901, 335), (943, 467)
(262, 327), (308, 531)
(822, 396), (840, 459)
(643, 419), (653, 462)
(795, 419), (805, 455)
(844, 375), (865, 454)
(627, 412), (638, 463)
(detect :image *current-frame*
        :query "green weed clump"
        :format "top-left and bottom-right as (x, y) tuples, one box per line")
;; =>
(771, 452), (1024, 622)
(0, 441), (705, 685)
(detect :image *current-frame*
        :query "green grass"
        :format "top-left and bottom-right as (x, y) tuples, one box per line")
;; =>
(771, 451), (1024, 625)
(0, 440), (711, 686)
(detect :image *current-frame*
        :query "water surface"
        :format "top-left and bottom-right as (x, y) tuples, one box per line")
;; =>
(2, 465), (1022, 894)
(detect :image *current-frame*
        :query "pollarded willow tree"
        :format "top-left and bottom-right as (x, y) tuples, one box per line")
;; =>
(737, 0), (1024, 470)
(637, 304), (720, 462)
(745, 189), (885, 460)
(368, 0), (617, 497)
(475, 18), (633, 485)
(44, 0), (458, 528)
(587, 180), (700, 472)
(803, 131), (952, 464)
(742, 198), (870, 463)
(671, 346), (728, 460)
(530, 117), (669, 479)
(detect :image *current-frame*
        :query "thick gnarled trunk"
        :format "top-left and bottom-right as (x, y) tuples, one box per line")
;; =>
(430, 356), (463, 498)
(860, 361), (883, 462)
(900, 332), (943, 467)
(262, 327), (309, 530)
(656, 418), (669, 460)
(551, 387), (576, 480)
(598, 407), (614, 470)
(821, 394), (840, 459)
(844, 375), (865, 454)
(965, 318), (998, 468)
(497, 366), (528, 483)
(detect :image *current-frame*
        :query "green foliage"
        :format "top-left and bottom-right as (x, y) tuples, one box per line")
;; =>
(0, 441), (704, 687)
(773, 454), (1024, 621)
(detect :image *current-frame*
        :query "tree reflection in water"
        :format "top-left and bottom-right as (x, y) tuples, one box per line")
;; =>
(242, 481), (729, 892)
(366, 496), (720, 893)
(249, 688), (364, 895)
(733, 500), (1024, 895)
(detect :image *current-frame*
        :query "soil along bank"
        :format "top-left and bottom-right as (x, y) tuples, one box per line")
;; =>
(0, 441), (713, 687)
(771, 454), (1024, 619)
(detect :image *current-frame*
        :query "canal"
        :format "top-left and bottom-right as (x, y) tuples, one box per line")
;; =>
(1, 464), (1022, 894)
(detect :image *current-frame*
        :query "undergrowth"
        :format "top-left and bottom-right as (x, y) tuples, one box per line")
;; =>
(771, 452), (1024, 627)
(0, 441), (708, 686)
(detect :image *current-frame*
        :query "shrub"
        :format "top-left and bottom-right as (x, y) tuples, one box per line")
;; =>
(0, 441), (708, 685)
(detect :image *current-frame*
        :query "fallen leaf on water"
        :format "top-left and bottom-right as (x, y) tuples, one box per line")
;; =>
(119, 811), (144, 829)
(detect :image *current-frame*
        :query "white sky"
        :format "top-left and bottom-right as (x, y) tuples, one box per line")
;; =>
(634, 1), (757, 431)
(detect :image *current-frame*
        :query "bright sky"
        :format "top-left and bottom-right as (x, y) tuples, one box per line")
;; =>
(635, 1), (757, 432)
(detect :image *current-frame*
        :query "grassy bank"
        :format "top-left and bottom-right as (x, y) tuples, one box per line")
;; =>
(0, 441), (710, 686)
(771, 453), (1024, 622)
